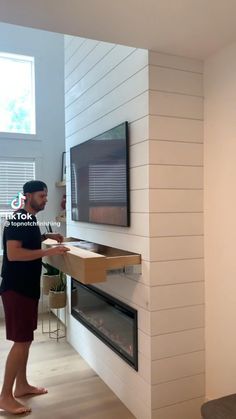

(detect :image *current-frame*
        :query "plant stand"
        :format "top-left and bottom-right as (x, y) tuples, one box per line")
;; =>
(41, 290), (66, 341)
(48, 308), (66, 341)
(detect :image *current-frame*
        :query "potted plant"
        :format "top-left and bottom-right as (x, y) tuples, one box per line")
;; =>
(42, 262), (60, 295)
(49, 271), (67, 309)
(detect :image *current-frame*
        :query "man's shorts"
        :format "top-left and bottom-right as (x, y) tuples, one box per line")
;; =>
(1, 290), (38, 342)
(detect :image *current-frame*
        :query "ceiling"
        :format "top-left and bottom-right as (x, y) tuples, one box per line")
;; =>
(1, 0), (236, 59)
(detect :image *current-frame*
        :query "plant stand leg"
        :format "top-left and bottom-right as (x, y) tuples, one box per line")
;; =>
(41, 292), (49, 334)
(49, 309), (59, 337)
(49, 308), (66, 341)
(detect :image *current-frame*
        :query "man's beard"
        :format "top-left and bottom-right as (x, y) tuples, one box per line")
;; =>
(31, 200), (45, 212)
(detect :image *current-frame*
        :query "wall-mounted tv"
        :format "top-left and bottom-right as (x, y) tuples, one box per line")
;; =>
(70, 122), (130, 227)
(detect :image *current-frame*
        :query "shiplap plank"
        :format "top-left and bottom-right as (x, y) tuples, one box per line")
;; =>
(65, 42), (115, 101)
(66, 49), (148, 118)
(150, 282), (204, 311)
(149, 165), (203, 189)
(130, 189), (149, 213)
(150, 90), (203, 119)
(152, 397), (204, 419)
(152, 351), (205, 384)
(150, 213), (203, 237)
(130, 141), (149, 167)
(139, 329), (151, 359)
(150, 236), (204, 261)
(65, 38), (99, 78)
(151, 328), (205, 360)
(130, 165), (149, 190)
(149, 51), (203, 73)
(139, 352), (151, 383)
(151, 374), (205, 409)
(149, 115), (203, 142)
(150, 189), (203, 212)
(149, 66), (203, 96)
(149, 140), (203, 166)
(149, 258), (204, 286)
(64, 36), (85, 64)
(66, 91), (149, 141)
(65, 44), (136, 99)
(66, 67), (148, 135)
(151, 305), (205, 335)
(129, 117), (149, 145)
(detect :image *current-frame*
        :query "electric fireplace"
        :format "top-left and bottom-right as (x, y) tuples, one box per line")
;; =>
(71, 279), (138, 370)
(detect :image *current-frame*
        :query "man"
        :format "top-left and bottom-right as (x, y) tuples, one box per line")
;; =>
(0, 180), (69, 414)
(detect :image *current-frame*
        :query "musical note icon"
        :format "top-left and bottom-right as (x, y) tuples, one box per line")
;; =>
(11, 192), (26, 210)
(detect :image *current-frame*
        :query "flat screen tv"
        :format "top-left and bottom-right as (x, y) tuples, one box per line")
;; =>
(70, 122), (130, 226)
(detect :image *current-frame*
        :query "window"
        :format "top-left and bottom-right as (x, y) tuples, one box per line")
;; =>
(0, 52), (35, 135)
(0, 158), (35, 252)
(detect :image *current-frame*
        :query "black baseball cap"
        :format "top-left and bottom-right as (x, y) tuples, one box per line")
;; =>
(23, 180), (48, 194)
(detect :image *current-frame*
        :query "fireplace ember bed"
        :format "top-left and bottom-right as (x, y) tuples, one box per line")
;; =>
(71, 279), (138, 370)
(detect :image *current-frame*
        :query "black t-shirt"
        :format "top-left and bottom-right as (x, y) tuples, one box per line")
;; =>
(0, 209), (42, 299)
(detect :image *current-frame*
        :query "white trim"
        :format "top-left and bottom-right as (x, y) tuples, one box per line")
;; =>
(0, 132), (38, 141)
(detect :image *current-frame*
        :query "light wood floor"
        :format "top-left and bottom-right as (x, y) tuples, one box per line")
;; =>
(0, 315), (135, 418)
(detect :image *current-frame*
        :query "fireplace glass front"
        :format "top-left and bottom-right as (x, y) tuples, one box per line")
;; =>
(71, 279), (138, 370)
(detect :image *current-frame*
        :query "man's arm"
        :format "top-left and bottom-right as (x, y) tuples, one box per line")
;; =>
(7, 240), (69, 261)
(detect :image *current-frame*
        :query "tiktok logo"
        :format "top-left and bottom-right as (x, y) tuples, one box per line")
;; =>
(10, 192), (26, 210)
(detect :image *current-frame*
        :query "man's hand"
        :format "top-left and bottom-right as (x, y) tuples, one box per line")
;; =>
(45, 245), (70, 256)
(7, 240), (69, 262)
(45, 233), (64, 243)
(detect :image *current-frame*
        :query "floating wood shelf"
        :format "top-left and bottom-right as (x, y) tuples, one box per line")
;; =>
(42, 237), (141, 284)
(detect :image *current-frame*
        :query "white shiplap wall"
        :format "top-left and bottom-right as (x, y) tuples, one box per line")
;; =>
(64, 38), (205, 419)
(65, 36), (152, 419)
(148, 51), (204, 419)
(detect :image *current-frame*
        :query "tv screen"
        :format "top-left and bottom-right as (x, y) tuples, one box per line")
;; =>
(70, 122), (130, 226)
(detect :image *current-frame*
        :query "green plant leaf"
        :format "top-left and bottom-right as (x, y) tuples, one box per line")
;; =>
(42, 262), (59, 276)
(50, 270), (66, 291)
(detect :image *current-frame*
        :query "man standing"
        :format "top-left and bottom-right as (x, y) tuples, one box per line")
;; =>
(0, 180), (69, 414)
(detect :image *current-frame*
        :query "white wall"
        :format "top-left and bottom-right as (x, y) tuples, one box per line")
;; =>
(0, 23), (65, 315)
(205, 41), (236, 399)
(0, 22), (65, 224)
